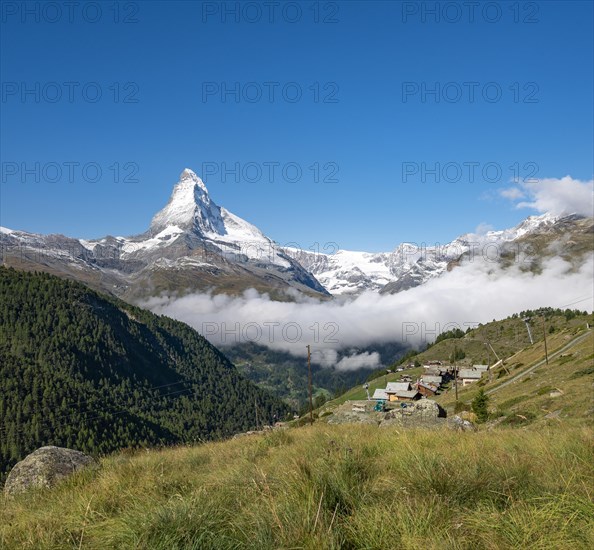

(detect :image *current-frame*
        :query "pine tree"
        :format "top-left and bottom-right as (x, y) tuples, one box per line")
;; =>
(471, 389), (489, 423)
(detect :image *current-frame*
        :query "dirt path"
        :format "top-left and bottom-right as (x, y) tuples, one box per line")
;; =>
(487, 329), (592, 395)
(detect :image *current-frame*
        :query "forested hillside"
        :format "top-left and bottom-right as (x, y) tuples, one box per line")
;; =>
(0, 267), (288, 480)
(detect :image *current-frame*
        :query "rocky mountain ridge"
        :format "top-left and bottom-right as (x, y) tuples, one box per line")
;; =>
(2, 169), (592, 300)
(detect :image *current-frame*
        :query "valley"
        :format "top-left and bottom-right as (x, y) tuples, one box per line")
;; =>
(2, 169), (592, 408)
(2, 3), (593, 547)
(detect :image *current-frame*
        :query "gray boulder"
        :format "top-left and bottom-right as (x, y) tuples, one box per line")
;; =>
(450, 415), (476, 431)
(4, 446), (96, 496)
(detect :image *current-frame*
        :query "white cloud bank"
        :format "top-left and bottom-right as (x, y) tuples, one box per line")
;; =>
(500, 176), (594, 217)
(141, 252), (593, 370)
(336, 352), (381, 371)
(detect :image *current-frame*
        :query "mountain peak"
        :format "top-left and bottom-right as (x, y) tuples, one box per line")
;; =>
(150, 169), (225, 235)
(179, 168), (207, 191)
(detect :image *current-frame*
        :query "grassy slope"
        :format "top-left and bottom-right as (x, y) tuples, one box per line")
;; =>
(1, 424), (592, 549)
(434, 328), (594, 426)
(405, 312), (592, 367)
(1, 313), (592, 548)
(318, 312), (593, 421)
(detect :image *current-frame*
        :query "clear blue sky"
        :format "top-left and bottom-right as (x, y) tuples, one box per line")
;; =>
(1, 1), (592, 251)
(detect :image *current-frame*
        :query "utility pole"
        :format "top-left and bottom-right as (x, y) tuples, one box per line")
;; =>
(542, 316), (549, 365)
(484, 342), (493, 381)
(486, 341), (500, 363)
(254, 396), (259, 430)
(484, 337), (508, 374)
(307, 345), (314, 425)
(454, 357), (458, 402)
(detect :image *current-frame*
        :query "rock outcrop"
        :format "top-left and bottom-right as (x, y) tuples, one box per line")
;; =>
(4, 446), (95, 496)
(324, 399), (449, 428)
(380, 399), (445, 428)
(325, 400), (384, 425)
(450, 415), (477, 431)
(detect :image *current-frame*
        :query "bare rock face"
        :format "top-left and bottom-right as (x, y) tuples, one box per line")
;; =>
(3, 446), (95, 496)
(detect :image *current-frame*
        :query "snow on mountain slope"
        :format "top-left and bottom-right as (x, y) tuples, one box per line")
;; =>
(0, 169), (327, 299)
(150, 169), (220, 233)
(1, 168), (589, 300)
(143, 168), (290, 268)
(284, 213), (562, 295)
(283, 248), (394, 294)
